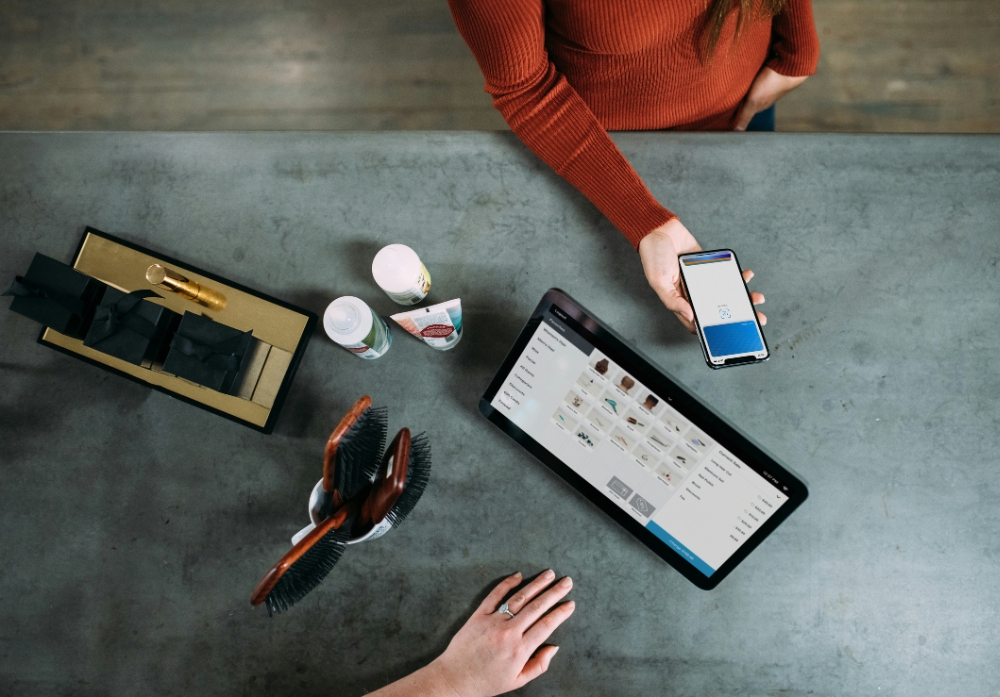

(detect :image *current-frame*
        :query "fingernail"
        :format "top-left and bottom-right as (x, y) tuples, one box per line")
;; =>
(543, 569), (555, 580)
(551, 646), (560, 657)
(512, 571), (522, 579)
(566, 600), (576, 609)
(560, 576), (572, 588)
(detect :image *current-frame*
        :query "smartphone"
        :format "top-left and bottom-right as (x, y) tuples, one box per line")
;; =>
(677, 249), (769, 369)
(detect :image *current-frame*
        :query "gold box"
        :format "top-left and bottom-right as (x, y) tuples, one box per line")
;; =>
(39, 228), (316, 433)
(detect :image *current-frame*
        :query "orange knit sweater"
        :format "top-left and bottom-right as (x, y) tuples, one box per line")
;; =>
(448, 0), (820, 248)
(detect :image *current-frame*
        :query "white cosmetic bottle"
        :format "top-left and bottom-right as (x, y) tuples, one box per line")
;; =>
(372, 244), (432, 305)
(323, 296), (392, 359)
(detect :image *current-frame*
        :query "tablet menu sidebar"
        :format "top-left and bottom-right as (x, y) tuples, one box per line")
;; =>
(491, 313), (592, 440)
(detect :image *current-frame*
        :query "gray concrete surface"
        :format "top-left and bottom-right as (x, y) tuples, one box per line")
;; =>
(1, 132), (998, 696)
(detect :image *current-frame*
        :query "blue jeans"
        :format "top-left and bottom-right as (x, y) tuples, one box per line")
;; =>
(746, 105), (775, 132)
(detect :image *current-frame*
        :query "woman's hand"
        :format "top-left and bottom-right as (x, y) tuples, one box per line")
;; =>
(425, 570), (575, 697)
(638, 218), (766, 332)
(367, 571), (574, 697)
(733, 66), (808, 131)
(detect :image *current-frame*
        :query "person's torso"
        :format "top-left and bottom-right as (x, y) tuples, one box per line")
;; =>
(543, 0), (774, 129)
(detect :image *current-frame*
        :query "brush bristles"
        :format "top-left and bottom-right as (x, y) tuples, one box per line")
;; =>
(336, 405), (387, 500)
(385, 432), (431, 529)
(265, 524), (352, 616)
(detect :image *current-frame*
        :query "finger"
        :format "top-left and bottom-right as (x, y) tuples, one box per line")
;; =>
(733, 102), (756, 131)
(476, 572), (522, 614)
(742, 269), (754, 283)
(505, 569), (556, 615)
(749, 291), (765, 305)
(515, 645), (560, 689)
(523, 600), (576, 649)
(757, 310), (767, 326)
(515, 576), (573, 632)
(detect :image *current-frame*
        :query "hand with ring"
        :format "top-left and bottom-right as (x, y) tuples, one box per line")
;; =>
(368, 569), (575, 697)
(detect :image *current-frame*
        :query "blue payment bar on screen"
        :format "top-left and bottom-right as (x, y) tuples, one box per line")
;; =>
(703, 321), (763, 356)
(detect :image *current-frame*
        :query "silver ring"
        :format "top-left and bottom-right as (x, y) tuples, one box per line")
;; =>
(496, 602), (515, 619)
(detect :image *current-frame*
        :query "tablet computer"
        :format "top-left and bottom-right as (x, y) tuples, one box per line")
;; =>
(479, 289), (808, 589)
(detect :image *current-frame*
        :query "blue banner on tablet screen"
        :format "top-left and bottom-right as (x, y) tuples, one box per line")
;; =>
(682, 252), (766, 363)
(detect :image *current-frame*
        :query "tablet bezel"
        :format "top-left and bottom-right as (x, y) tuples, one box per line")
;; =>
(479, 288), (808, 589)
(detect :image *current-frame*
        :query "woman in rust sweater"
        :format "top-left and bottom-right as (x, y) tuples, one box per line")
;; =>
(448, 0), (820, 330)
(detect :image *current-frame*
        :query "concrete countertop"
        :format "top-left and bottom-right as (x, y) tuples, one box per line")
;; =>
(1, 132), (998, 696)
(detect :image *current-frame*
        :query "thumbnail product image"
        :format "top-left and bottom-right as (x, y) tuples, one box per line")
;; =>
(643, 394), (659, 411)
(564, 389), (587, 412)
(656, 464), (682, 487)
(594, 357), (609, 375)
(603, 397), (620, 415)
(625, 409), (649, 431)
(619, 375), (636, 393)
(646, 427), (673, 452)
(577, 372), (602, 397)
(683, 427), (713, 454)
(575, 428), (597, 450)
(669, 445), (695, 470)
(551, 407), (576, 431)
(586, 408), (613, 434)
(632, 444), (656, 469)
(661, 408), (690, 436)
(610, 428), (633, 451)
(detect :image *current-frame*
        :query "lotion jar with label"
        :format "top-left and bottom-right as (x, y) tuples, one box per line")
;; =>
(324, 296), (392, 359)
(372, 244), (431, 305)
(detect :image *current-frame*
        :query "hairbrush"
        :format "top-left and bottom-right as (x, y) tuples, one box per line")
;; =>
(319, 395), (387, 519)
(353, 428), (431, 542)
(251, 490), (365, 616)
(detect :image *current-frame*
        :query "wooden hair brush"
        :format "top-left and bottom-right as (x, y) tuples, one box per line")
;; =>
(251, 491), (365, 616)
(318, 395), (387, 519)
(353, 428), (432, 541)
(251, 425), (431, 615)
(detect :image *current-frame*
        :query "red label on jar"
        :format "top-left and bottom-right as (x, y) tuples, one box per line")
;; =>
(420, 324), (454, 338)
(345, 345), (371, 353)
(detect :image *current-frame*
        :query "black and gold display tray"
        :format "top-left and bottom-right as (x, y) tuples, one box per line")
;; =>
(39, 227), (316, 433)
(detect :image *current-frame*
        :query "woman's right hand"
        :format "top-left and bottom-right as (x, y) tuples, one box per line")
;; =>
(638, 218), (766, 332)
(638, 218), (703, 332)
(425, 570), (575, 697)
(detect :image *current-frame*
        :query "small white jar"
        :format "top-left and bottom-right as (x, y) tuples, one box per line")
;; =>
(323, 296), (392, 359)
(371, 244), (432, 305)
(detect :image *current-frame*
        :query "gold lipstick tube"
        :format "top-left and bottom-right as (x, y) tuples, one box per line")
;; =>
(146, 264), (226, 311)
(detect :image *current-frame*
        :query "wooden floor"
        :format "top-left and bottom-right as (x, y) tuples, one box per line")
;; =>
(0, 0), (997, 132)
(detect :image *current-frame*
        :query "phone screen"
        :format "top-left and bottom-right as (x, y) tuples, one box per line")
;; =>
(679, 250), (768, 367)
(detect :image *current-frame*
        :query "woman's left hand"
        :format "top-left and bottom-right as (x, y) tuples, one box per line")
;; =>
(733, 67), (808, 131)
(426, 570), (575, 697)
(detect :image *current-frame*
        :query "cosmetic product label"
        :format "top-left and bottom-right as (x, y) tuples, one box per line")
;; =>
(383, 264), (432, 305)
(412, 309), (461, 349)
(391, 298), (462, 351)
(342, 312), (392, 359)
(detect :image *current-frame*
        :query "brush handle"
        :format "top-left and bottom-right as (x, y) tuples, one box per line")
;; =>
(360, 427), (410, 529)
(250, 490), (365, 606)
(322, 395), (373, 497)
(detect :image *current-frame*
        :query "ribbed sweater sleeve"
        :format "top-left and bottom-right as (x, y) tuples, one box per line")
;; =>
(447, 0), (676, 249)
(767, 0), (821, 77)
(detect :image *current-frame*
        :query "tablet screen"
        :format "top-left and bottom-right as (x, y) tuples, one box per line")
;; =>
(488, 304), (792, 578)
